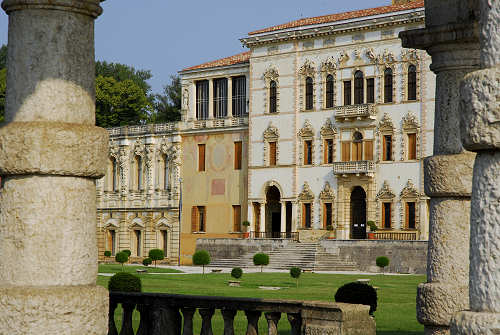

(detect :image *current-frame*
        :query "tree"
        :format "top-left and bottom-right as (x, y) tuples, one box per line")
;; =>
(148, 249), (164, 267)
(290, 267), (301, 288)
(96, 60), (152, 95)
(115, 251), (129, 271)
(376, 256), (390, 274)
(0, 44), (6, 69)
(149, 75), (182, 123)
(253, 253), (270, 272)
(192, 250), (211, 274)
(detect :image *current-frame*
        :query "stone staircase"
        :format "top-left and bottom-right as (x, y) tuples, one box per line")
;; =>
(208, 241), (359, 272)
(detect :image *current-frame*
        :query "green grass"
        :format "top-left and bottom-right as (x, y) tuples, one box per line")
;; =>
(98, 263), (183, 274)
(98, 272), (425, 335)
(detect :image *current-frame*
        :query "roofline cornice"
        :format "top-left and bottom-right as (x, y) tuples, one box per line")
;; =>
(179, 62), (250, 76)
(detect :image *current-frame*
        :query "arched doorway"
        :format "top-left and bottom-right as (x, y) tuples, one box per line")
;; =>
(266, 185), (281, 238)
(351, 186), (367, 239)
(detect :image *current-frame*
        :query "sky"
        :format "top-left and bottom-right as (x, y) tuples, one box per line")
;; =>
(0, 0), (393, 94)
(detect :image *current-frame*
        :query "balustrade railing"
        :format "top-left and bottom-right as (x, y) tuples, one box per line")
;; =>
(332, 161), (375, 175)
(373, 231), (418, 240)
(250, 232), (299, 240)
(335, 104), (376, 120)
(108, 292), (375, 335)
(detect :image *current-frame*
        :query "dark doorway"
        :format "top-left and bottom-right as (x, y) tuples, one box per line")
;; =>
(286, 202), (292, 237)
(266, 185), (281, 238)
(351, 186), (367, 239)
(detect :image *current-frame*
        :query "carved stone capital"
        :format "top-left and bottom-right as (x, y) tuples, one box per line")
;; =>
(1, 0), (103, 18)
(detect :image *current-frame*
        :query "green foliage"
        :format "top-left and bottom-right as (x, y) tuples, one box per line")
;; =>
(142, 257), (152, 267)
(122, 250), (132, 257)
(149, 75), (182, 123)
(192, 250), (211, 274)
(108, 272), (142, 292)
(104, 250), (112, 258)
(0, 44), (6, 69)
(148, 249), (164, 267)
(335, 282), (378, 315)
(290, 267), (301, 279)
(367, 221), (378, 232)
(326, 224), (334, 231)
(376, 256), (390, 269)
(231, 267), (243, 279)
(253, 253), (270, 272)
(0, 67), (5, 123)
(115, 252), (129, 271)
(96, 60), (152, 95)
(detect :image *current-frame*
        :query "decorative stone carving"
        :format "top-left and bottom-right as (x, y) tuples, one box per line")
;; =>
(353, 49), (362, 60)
(119, 147), (129, 194)
(378, 113), (394, 132)
(298, 182), (315, 201)
(366, 48), (377, 63)
(382, 49), (396, 64)
(182, 87), (189, 110)
(402, 112), (419, 131)
(338, 50), (349, 65)
(263, 123), (279, 141)
(132, 138), (145, 158)
(319, 182), (335, 201)
(376, 181), (395, 200)
(321, 56), (337, 73)
(299, 59), (316, 77)
(320, 118), (337, 137)
(263, 66), (279, 83)
(298, 120), (314, 139)
(401, 49), (420, 62)
(109, 141), (119, 159)
(400, 179), (420, 199)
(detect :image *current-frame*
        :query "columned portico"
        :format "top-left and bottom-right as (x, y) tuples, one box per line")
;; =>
(0, 0), (108, 333)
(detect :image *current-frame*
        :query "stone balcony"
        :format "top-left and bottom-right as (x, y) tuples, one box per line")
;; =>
(188, 116), (248, 130)
(109, 292), (375, 335)
(333, 161), (375, 176)
(334, 104), (376, 121)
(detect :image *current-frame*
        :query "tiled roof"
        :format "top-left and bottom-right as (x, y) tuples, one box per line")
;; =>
(181, 51), (251, 72)
(248, 0), (424, 35)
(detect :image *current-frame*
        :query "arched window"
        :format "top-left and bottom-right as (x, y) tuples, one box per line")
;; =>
(325, 74), (334, 108)
(112, 158), (118, 192)
(136, 156), (143, 190)
(408, 65), (417, 101)
(163, 155), (169, 190)
(269, 81), (277, 113)
(354, 71), (364, 105)
(384, 68), (393, 103)
(305, 77), (313, 110)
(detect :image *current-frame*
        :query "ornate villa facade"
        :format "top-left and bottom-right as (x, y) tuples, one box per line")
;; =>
(97, 0), (434, 263)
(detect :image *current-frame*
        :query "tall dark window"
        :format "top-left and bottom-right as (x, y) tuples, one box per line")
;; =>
(198, 206), (206, 232)
(384, 68), (393, 103)
(135, 230), (142, 256)
(324, 139), (334, 164)
(112, 158), (118, 192)
(232, 76), (246, 116)
(383, 135), (392, 161)
(383, 203), (391, 229)
(325, 74), (334, 108)
(407, 202), (416, 229)
(213, 78), (228, 118)
(324, 203), (333, 229)
(366, 78), (375, 103)
(305, 77), (314, 110)
(354, 71), (364, 104)
(269, 81), (277, 113)
(303, 203), (312, 228)
(343, 81), (352, 105)
(196, 80), (209, 120)
(304, 140), (312, 165)
(162, 230), (168, 255)
(163, 155), (169, 190)
(408, 65), (417, 101)
(136, 156), (143, 190)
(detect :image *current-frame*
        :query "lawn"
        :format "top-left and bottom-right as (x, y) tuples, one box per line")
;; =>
(97, 272), (425, 335)
(98, 263), (183, 274)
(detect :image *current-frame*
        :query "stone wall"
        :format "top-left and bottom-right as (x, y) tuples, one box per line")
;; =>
(197, 238), (294, 259)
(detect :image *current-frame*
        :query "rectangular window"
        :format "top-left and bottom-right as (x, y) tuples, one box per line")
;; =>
(323, 203), (333, 229)
(162, 230), (168, 255)
(198, 144), (206, 172)
(382, 203), (391, 229)
(304, 140), (312, 165)
(269, 142), (277, 166)
(253, 202), (261, 233)
(366, 78), (375, 103)
(135, 230), (141, 256)
(343, 81), (352, 105)
(234, 141), (242, 170)
(213, 78), (228, 119)
(341, 142), (351, 162)
(406, 202), (416, 229)
(191, 206), (207, 232)
(107, 230), (116, 256)
(324, 139), (334, 164)
(232, 76), (246, 116)
(383, 135), (392, 161)
(303, 203), (312, 228)
(352, 142), (363, 161)
(233, 205), (241, 232)
(408, 133), (417, 160)
(364, 140), (374, 161)
(196, 80), (209, 120)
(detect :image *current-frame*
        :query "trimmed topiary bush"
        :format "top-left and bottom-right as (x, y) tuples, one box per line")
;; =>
(334, 282), (377, 315)
(148, 249), (164, 267)
(115, 251), (129, 271)
(290, 267), (302, 288)
(142, 257), (152, 267)
(231, 267), (243, 279)
(253, 253), (269, 272)
(108, 272), (142, 292)
(376, 256), (390, 273)
(122, 249), (132, 257)
(192, 250), (211, 274)
(104, 250), (111, 259)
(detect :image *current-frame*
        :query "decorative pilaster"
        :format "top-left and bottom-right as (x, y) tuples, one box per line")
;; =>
(451, 0), (500, 332)
(259, 202), (266, 233)
(0, 0), (108, 333)
(400, 2), (480, 334)
(280, 201), (286, 234)
(146, 144), (155, 195)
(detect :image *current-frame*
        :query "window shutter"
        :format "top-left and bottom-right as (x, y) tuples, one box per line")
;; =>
(408, 133), (417, 160)
(405, 202), (409, 229)
(234, 142), (242, 170)
(341, 142), (350, 162)
(269, 142), (277, 166)
(364, 140), (373, 160)
(202, 207), (207, 232)
(191, 206), (198, 232)
(301, 204), (305, 228)
(198, 144), (206, 171)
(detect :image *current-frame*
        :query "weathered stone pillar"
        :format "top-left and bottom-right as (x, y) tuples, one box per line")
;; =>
(451, 0), (500, 332)
(259, 201), (266, 233)
(0, 1), (108, 334)
(400, 2), (479, 334)
(280, 201), (286, 234)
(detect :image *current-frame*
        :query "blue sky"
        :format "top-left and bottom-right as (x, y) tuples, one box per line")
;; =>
(0, 0), (393, 94)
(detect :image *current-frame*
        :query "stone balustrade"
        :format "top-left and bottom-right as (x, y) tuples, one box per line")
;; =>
(332, 161), (375, 175)
(108, 292), (375, 335)
(373, 231), (418, 241)
(334, 104), (376, 121)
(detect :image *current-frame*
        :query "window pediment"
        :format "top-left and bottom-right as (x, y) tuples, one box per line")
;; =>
(402, 112), (419, 130)
(319, 182), (335, 201)
(401, 49), (420, 62)
(264, 67), (279, 83)
(320, 118), (337, 138)
(129, 217), (145, 229)
(298, 120), (315, 139)
(104, 218), (119, 229)
(377, 181), (395, 200)
(263, 123), (279, 141)
(379, 113), (394, 132)
(321, 56), (337, 73)
(299, 59), (316, 77)
(155, 217), (173, 230)
(298, 182), (315, 201)
(400, 179), (420, 199)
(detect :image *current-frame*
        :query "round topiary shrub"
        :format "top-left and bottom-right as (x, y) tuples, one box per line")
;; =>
(122, 250), (132, 257)
(376, 256), (390, 273)
(290, 267), (302, 287)
(253, 253), (269, 272)
(104, 250), (112, 258)
(231, 267), (243, 279)
(108, 272), (142, 292)
(142, 257), (152, 267)
(115, 251), (129, 271)
(192, 250), (211, 274)
(334, 282), (377, 315)
(148, 249), (165, 267)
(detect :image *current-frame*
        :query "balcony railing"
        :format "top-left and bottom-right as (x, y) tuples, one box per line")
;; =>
(335, 104), (376, 121)
(373, 231), (418, 240)
(107, 123), (179, 137)
(191, 116), (248, 130)
(108, 292), (375, 335)
(250, 231), (299, 241)
(332, 161), (375, 175)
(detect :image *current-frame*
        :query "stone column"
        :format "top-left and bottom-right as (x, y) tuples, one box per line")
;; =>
(208, 78), (214, 119)
(451, 0), (500, 332)
(291, 201), (298, 232)
(247, 202), (255, 232)
(259, 202), (266, 234)
(280, 201), (286, 234)
(400, 2), (479, 333)
(0, 1), (108, 334)
(227, 76), (233, 118)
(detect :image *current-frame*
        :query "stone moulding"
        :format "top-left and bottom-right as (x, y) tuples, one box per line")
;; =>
(1, 0), (103, 18)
